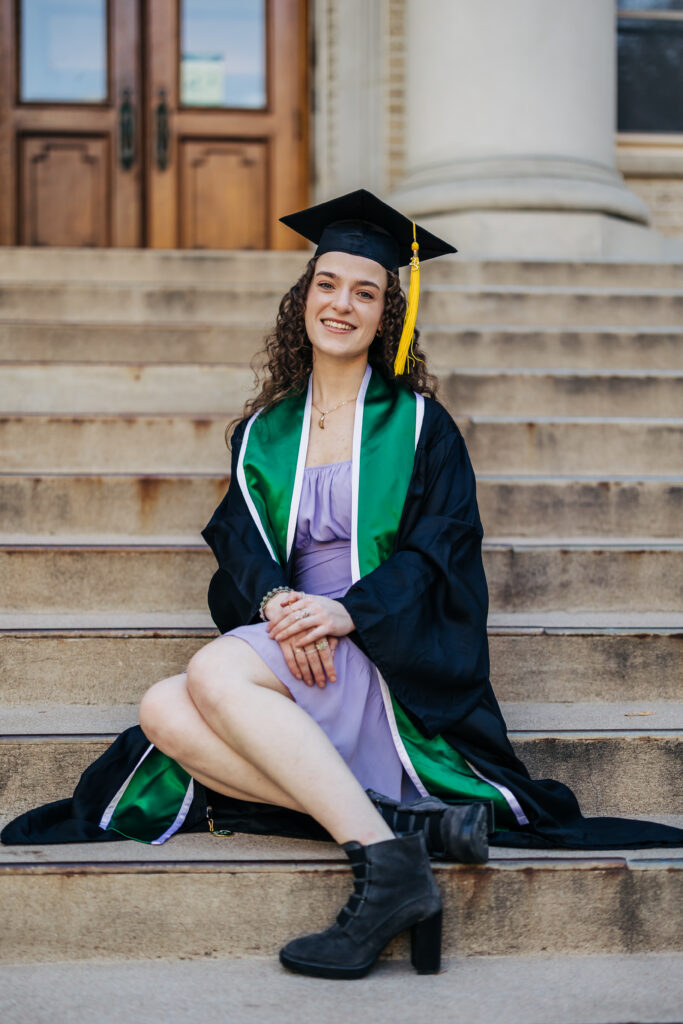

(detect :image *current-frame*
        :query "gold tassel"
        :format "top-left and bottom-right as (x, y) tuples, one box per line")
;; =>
(393, 223), (420, 376)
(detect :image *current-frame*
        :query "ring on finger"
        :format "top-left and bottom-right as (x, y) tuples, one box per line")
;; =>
(315, 638), (329, 651)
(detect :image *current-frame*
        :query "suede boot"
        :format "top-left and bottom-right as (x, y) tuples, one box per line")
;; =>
(279, 831), (443, 979)
(366, 789), (490, 863)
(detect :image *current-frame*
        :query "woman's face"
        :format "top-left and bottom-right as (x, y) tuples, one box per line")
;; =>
(304, 251), (387, 363)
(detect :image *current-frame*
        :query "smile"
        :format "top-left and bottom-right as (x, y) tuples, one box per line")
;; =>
(322, 319), (355, 331)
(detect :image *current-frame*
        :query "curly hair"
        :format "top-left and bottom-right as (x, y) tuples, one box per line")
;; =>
(227, 255), (438, 444)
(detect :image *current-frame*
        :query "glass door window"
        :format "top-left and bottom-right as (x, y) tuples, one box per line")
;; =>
(180, 0), (266, 108)
(20, 0), (108, 103)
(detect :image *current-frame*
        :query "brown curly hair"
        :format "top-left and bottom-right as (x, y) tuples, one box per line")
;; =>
(227, 256), (438, 443)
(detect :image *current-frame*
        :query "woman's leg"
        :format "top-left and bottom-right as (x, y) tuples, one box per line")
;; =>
(141, 637), (440, 980)
(139, 673), (307, 812)
(139, 636), (393, 846)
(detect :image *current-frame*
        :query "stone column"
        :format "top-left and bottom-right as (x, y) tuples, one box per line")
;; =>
(312, 0), (388, 199)
(390, 0), (673, 259)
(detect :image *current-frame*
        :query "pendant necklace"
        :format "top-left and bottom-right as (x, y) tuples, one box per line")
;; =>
(311, 393), (357, 430)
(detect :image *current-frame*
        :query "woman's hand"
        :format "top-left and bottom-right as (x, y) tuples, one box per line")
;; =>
(263, 591), (348, 688)
(282, 635), (339, 688)
(267, 592), (355, 646)
(262, 590), (297, 625)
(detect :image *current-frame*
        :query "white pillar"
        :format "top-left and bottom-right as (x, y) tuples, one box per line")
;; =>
(312, 0), (388, 200)
(390, 0), (671, 259)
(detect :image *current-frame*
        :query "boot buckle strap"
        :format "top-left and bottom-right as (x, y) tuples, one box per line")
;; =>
(336, 893), (367, 929)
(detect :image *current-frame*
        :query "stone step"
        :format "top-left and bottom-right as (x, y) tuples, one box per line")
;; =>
(441, 369), (682, 418)
(2, 954), (682, 1024)
(426, 258), (683, 289)
(420, 286), (683, 329)
(2, 363), (681, 417)
(1, 828), (680, 965)
(2, 473), (680, 539)
(0, 364), (254, 415)
(1, 540), (681, 615)
(1, 246), (682, 287)
(4, 699), (681, 735)
(1, 281), (682, 327)
(1, 623), (680, 706)
(465, 418), (683, 476)
(0, 282), (283, 323)
(0, 320), (267, 364)
(5, 700), (683, 741)
(0, 474), (230, 538)
(0, 247), (309, 283)
(2, 704), (682, 821)
(477, 475), (683, 538)
(424, 327), (683, 371)
(1, 415), (680, 475)
(3, 320), (682, 373)
(2, 321), (682, 371)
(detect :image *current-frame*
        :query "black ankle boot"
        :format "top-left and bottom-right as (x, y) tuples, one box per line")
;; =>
(279, 832), (443, 979)
(366, 789), (490, 864)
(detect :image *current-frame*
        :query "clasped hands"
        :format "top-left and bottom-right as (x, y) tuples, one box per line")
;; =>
(263, 590), (354, 688)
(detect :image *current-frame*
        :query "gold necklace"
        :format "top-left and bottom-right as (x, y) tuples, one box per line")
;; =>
(311, 395), (357, 430)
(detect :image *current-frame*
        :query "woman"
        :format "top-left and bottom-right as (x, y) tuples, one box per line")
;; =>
(3, 189), (682, 979)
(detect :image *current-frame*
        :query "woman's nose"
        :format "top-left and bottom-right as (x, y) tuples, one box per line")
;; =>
(332, 288), (352, 311)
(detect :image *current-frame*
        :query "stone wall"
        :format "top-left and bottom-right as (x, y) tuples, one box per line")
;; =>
(618, 138), (683, 238)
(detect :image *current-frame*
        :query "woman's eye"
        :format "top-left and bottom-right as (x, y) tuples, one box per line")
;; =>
(358, 291), (374, 300)
(318, 281), (333, 290)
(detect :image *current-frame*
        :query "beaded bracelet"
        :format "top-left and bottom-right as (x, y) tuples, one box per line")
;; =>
(259, 586), (293, 621)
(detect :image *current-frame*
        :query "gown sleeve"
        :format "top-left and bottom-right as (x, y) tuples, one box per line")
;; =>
(338, 406), (492, 738)
(201, 420), (288, 634)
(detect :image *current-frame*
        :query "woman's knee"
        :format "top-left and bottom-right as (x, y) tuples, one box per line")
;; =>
(186, 639), (244, 716)
(139, 675), (190, 757)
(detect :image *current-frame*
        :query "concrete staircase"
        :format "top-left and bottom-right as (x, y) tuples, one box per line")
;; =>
(0, 248), (681, 1021)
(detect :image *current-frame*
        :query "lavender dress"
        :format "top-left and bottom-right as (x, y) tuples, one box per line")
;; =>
(227, 460), (421, 802)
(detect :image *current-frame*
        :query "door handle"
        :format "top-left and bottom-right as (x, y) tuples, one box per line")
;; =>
(155, 88), (170, 171)
(118, 87), (135, 170)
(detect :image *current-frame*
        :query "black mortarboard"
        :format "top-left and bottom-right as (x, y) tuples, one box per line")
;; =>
(279, 188), (456, 272)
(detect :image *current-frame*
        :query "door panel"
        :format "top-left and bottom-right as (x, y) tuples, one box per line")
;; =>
(146, 0), (308, 250)
(180, 139), (268, 249)
(20, 135), (109, 245)
(0, 0), (142, 247)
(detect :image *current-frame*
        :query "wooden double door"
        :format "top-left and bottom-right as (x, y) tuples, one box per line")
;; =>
(0, 0), (309, 248)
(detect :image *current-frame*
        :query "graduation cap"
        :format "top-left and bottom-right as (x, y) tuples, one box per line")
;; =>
(279, 188), (457, 375)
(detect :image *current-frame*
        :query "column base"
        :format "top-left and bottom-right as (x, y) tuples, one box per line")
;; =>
(412, 209), (683, 262)
(390, 156), (652, 222)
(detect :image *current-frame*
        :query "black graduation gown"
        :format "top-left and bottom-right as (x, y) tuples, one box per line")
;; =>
(3, 394), (681, 850)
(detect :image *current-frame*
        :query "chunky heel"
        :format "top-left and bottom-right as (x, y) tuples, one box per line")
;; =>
(410, 909), (442, 974)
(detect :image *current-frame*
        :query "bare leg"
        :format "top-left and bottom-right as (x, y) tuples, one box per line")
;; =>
(140, 636), (393, 846)
(140, 673), (306, 812)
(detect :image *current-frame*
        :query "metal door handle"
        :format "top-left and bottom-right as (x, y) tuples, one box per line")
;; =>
(118, 87), (135, 170)
(155, 88), (170, 171)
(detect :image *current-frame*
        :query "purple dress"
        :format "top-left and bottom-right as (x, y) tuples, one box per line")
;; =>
(227, 460), (421, 802)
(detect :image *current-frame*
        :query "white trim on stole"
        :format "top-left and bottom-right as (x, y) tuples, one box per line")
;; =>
(286, 376), (313, 561)
(236, 409), (278, 563)
(350, 364), (372, 584)
(99, 743), (154, 831)
(349, 378), (429, 796)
